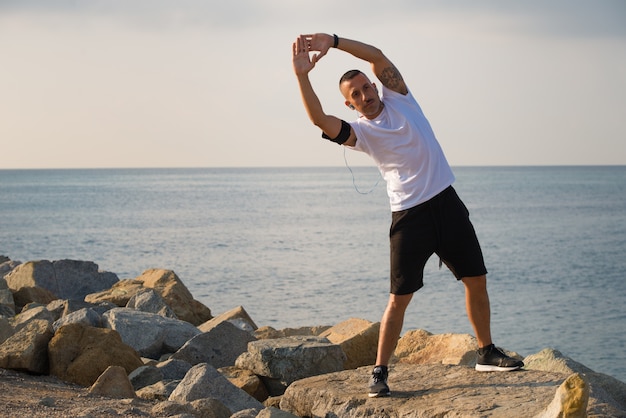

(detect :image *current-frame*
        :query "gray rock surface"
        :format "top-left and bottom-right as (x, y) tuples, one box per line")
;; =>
(281, 363), (569, 417)
(235, 336), (346, 387)
(102, 307), (200, 358)
(169, 363), (264, 414)
(5, 259), (118, 301)
(172, 320), (256, 368)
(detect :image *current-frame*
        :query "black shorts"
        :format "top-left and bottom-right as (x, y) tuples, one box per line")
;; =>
(389, 186), (487, 295)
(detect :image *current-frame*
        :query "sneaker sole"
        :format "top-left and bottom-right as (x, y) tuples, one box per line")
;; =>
(475, 364), (522, 372)
(368, 391), (391, 398)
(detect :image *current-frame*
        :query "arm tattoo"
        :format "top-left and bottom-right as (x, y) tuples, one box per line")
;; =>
(379, 66), (407, 93)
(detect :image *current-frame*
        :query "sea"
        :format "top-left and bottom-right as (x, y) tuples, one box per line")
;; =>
(1, 166), (625, 383)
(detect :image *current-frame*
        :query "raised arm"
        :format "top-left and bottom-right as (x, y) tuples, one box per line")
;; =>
(306, 33), (408, 95)
(292, 35), (356, 146)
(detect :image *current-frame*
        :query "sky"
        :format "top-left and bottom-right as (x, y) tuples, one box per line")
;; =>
(1, 0), (625, 169)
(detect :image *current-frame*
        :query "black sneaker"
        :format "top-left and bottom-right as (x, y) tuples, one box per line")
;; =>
(368, 365), (391, 398)
(475, 344), (524, 372)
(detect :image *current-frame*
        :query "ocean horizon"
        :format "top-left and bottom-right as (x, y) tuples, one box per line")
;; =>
(1, 165), (625, 383)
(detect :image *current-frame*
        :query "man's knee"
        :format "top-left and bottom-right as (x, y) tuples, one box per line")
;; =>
(462, 274), (487, 291)
(386, 293), (413, 313)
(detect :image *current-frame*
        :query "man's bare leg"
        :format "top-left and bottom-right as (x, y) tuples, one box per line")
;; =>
(461, 275), (492, 348)
(376, 293), (413, 366)
(463, 274), (524, 371)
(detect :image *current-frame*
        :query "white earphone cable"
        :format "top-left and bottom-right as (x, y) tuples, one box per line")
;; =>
(343, 147), (382, 195)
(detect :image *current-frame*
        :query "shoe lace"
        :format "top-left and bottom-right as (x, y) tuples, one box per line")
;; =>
(372, 368), (387, 383)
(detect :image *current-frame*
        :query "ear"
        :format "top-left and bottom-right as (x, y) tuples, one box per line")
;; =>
(372, 82), (379, 93)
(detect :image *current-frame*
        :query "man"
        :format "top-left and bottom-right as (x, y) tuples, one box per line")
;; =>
(292, 33), (524, 398)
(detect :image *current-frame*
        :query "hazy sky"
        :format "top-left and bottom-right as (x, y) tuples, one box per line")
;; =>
(1, 0), (625, 168)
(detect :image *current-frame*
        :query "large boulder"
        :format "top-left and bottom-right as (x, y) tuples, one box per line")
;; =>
(48, 323), (144, 386)
(88, 365), (136, 399)
(135, 269), (212, 326)
(254, 325), (331, 340)
(52, 307), (102, 332)
(11, 286), (57, 311)
(156, 358), (193, 380)
(535, 373), (589, 418)
(169, 363), (264, 413)
(102, 307), (201, 358)
(235, 336), (346, 391)
(219, 366), (269, 402)
(0, 319), (53, 374)
(393, 329), (480, 366)
(172, 320), (256, 368)
(525, 348), (626, 416)
(5, 259), (118, 301)
(319, 317), (380, 369)
(84, 279), (145, 306)
(13, 305), (55, 332)
(199, 305), (257, 333)
(126, 288), (177, 319)
(280, 363), (571, 417)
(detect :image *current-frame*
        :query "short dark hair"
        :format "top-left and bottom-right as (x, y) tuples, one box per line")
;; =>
(339, 69), (364, 86)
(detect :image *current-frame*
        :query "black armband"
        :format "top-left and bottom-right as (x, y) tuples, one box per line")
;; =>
(322, 120), (351, 145)
(333, 34), (339, 48)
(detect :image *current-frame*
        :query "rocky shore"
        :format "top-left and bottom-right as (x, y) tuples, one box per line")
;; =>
(0, 256), (625, 417)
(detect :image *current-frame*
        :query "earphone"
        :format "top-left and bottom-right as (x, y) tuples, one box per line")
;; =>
(348, 104), (355, 110)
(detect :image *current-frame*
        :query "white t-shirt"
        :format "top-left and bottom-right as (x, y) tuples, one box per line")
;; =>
(348, 86), (455, 212)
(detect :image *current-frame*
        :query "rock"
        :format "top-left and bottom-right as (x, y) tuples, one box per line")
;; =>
(231, 408), (262, 418)
(254, 325), (331, 340)
(0, 302), (15, 318)
(13, 305), (54, 332)
(189, 398), (233, 418)
(172, 320), (256, 368)
(219, 365), (269, 402)
(48, 323), (144, 386)
(0, 319), (53, 374)
(11, 286), (57, 311)
(198, 305), (257, 333)
(52, 307), (102, 332)
(257, 407), (299, 418)
(264, 396), (282, 409)
(128, 365), (164, 390)
(88, 365), (136, 398)
(152, 398), (231, 418)
(126, 288), (177, 318)
(101, 307), (201, 359)
(280, 363), (569, 417)
(235, 336), (346, 389)
(84, 279), (145, 306)
(169, 362), (264, 413)
(319, 317), (380, 369)
(45, 299), (115, 322)
(535, 373), (589, 418)
(136, 380), (181, 401)
(5, 259), (118, 301)
(393, 328), (480, 366)
(0, 316), (13, 344)
(151, 400), (194, 416)
(156, 358), (193, 380)
(525, 348), (626, 416)
(135, 269), (212, 326)
(0, 258), (20, 279)
(0, 278), (15, 315)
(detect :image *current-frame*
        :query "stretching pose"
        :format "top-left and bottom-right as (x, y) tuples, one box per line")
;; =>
(292, 33), (523, 398)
